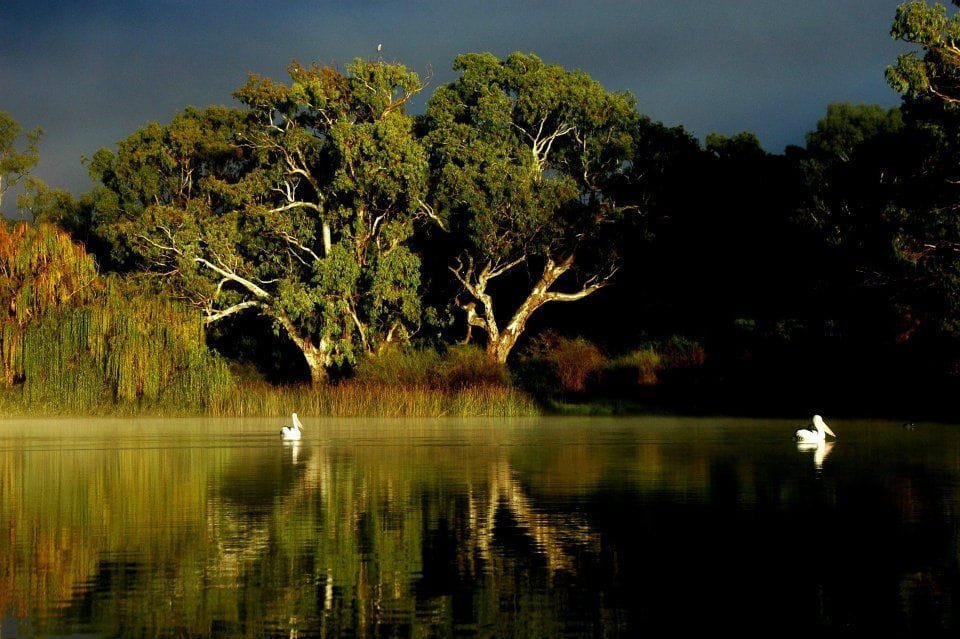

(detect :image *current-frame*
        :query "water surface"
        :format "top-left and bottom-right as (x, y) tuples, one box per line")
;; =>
(1, 416), (958, 637)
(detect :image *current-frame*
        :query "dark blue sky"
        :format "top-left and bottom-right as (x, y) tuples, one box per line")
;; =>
(2, 0), (910, 205)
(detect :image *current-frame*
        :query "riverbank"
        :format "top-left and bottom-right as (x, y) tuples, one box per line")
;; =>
(0, 381), (540, 418)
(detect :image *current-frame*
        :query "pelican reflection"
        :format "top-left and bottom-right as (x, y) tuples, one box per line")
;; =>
(797, 440), (834, 469)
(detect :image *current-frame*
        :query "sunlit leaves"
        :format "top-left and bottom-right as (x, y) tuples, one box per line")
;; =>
(0, 224), (230, 406)
(0, 112), (42, 215)
(889, 1), (960, 104)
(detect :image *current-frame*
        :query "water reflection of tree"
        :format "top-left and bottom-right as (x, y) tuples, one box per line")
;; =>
(0, 432), (606, 637)
(2, 422), (960, 636)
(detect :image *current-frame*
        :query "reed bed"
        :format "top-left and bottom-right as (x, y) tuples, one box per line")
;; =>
(208, 381), (539, 418)
(0, 381), (539, 418)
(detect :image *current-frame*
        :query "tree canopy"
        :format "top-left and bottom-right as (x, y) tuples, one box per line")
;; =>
(421, 52), (638, 362)
(89, 60), (431, 383)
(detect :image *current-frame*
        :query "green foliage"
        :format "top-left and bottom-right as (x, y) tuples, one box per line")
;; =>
(422, 52), (639, 363)
(705, 131), (764, 159)
(601, 337), (704, 392)
(353, 346), (442, 386)
(89, 60), (431, 383)
(431, 344), (510, 388)
(805, 103), (904, 163)
(0, 112), (42, 216)
(425, 52), (636, 260)
(16, 177), (83, 230)
(16, 279), (234, 412)
(609, 348), (662, 386)
(514, 333), (706, 400)
(0, 222), (100, 384)
(661, 335), (707, 369)
(888, 1), (960, 104)
(0, 223), (233, 411)
(355, 343), (509, 388)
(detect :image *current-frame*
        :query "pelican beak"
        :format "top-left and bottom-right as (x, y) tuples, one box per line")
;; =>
(822, 421), (836, 438)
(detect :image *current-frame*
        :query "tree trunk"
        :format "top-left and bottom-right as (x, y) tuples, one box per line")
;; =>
(485, 290), (541, 364)
(455, 252), (610, 365)
(301, 341), (331, 385)
(484, 254), (606, 364)
(274, 313), (332, 385)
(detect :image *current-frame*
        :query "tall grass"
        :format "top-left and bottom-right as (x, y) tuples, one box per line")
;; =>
(207, 381), (538, 418)
(213, 342), (535, 417)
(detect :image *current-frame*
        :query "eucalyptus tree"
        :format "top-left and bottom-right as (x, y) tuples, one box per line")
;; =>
(888, 0), (960, 105)
(92, 60), (429, 384)
(232, 59), (430, 376)
(886, 1), (960, 350)
(422, 53), (638, 363)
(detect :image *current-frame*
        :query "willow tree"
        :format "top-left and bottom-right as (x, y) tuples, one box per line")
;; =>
(422, 53), (637, 363)
(92, 60), (428, 384)
(0, 221), (231, 409)
(0, 222), (99, 385)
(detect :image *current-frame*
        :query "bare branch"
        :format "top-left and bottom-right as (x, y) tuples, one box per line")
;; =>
(204, 300), (265, 324)
(193, 257), (272, 299)
(136, 232), (181, 255)
(416, 198), (447, 231)
(279, 230), (321, 262)
(487, 255), (526, 280)
(268, 201), (323, 215)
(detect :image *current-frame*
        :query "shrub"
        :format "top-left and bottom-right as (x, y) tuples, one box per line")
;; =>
(353, 346), (442, 386)
(353, 344), (508, 390)
(609, 347), (662, 386)
(662, 335), (706, 369)
(516, 332), (605, 396)
(431, 344), (508, 389)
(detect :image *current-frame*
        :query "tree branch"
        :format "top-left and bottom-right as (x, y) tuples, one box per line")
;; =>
(193, 257), (272, 299)
(204, 300), (265, 324)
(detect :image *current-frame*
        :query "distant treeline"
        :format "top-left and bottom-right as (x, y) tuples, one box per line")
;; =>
(2, 2), (960, 417)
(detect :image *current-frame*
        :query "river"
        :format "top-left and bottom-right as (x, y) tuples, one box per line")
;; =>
(1, 415), (958, 637)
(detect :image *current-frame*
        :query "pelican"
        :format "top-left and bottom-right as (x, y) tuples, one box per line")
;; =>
(794, 414), (836, 444)
(281, 412), (304, 441)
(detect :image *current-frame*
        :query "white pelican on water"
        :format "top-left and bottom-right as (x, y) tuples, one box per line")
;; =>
(794, 414), (836, 444)
(281, 412), (304, 441)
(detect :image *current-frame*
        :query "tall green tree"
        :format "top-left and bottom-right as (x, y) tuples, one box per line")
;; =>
(0, 112), (42, 216)
(92, 60), (429, 383)
(794, 104), (912, 343)
(422, 53), (637, 363)
(887, 1), (960, 360)
(233, 59), (430, 374)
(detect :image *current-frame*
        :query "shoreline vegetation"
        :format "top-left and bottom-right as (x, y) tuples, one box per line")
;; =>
(0, 221), (951, 421)
(0, 380), (540, 418)
(6, 16), (960, 421)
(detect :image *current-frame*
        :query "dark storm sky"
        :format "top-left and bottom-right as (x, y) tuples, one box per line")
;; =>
(1, 0), (910, 205)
